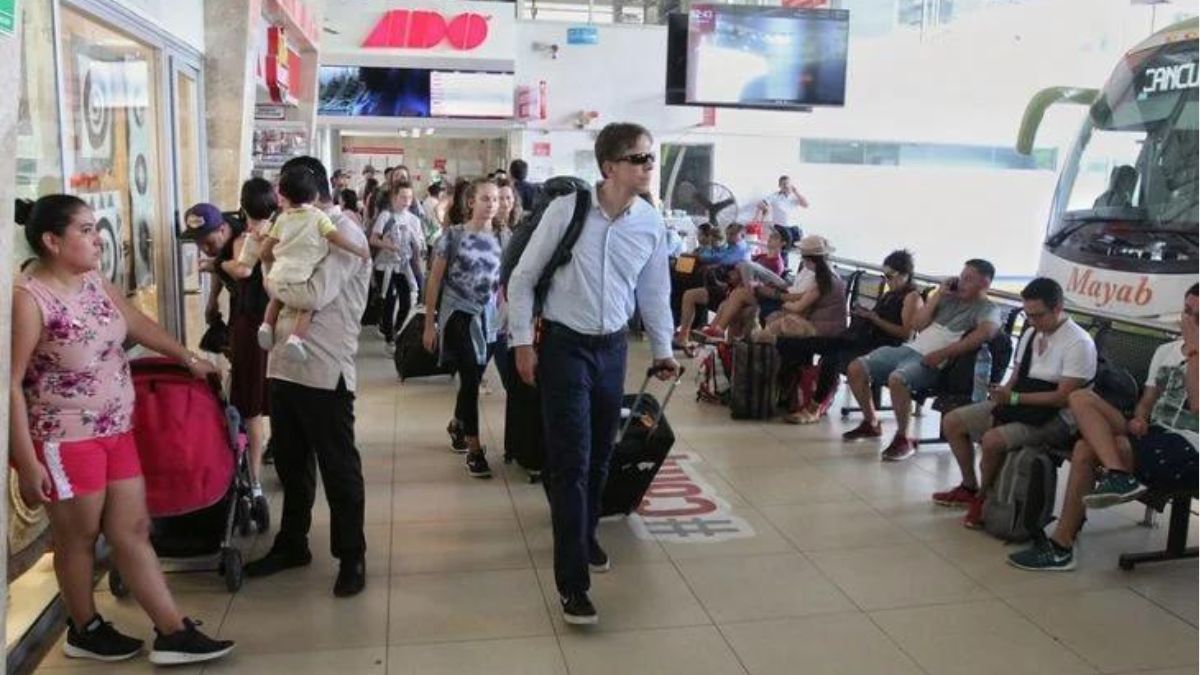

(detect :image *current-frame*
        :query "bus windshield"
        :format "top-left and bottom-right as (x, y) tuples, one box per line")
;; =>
(1051, 39), (1198, 239)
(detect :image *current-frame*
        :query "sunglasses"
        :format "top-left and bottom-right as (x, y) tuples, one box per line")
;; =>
(617, 152), (656, 166)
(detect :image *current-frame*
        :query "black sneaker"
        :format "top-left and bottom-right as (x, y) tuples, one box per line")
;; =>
(63, 614), (143, 662)
(589, 541), (611, 574)
(466, 451), (492, 479)
(245, 546), (312, 578)
(447, 419), (468, 453)
(560, 592), (598, 626)
(334, 558), (366, 598)
(148, 618), (234, 666)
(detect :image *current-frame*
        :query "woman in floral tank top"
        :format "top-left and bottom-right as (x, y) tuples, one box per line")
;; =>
(10, 195), (234, 664)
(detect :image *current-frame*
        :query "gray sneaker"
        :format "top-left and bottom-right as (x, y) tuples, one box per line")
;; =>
(1083, 471), (1147, 509)
(1007, 539), (1076, 572)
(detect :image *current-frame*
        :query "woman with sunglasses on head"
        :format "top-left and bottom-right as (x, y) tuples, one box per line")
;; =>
(10, 196), (235, 665)
(423, 178), (504, 478)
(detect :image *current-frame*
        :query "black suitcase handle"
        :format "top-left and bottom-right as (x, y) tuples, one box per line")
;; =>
(620, 366), (686, 440)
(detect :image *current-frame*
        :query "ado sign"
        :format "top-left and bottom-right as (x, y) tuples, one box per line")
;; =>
(363, 10), (489, 50)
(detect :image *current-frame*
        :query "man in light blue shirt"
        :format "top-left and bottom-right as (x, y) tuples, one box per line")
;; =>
(509, 122), (679, 626)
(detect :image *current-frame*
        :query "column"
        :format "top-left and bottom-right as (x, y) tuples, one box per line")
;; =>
(203, 0), (261, 207)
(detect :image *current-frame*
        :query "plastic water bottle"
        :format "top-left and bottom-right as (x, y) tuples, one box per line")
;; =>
(972, 345), (992, 403)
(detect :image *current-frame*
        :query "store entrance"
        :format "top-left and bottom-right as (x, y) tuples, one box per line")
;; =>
(332, 127), (511, 196)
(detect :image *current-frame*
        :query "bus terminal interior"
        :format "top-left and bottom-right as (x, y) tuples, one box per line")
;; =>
(1, 1), (1197, 673)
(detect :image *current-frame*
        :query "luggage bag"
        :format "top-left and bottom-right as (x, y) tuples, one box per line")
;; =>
(601, 365), (685, 517)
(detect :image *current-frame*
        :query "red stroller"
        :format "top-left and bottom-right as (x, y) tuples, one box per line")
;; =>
(108, 357), (265, 594)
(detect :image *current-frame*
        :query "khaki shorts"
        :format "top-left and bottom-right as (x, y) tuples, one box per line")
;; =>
(948, 400), (1072, 451)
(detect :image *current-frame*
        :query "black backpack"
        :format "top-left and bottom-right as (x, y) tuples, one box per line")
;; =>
(1092, 357), (1139, 417)
(498, 176), (592, 312)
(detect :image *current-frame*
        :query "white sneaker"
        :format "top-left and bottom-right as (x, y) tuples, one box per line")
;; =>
(256, 324), (274, 351)
(284, 335), (308, 361)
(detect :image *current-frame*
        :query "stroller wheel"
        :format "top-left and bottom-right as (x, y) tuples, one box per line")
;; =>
(221, 547), (244, 592)
(252, 495), (271, 534)
(236, 496), (253, 538)
(108, 569), (130, 598)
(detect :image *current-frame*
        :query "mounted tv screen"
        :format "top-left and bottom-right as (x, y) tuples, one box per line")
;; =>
(319, 66), (514, 119)
(666, 5), (849, 110)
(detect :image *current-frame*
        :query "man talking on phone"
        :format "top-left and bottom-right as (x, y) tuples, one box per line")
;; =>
(842, 259), (1002, 461)
(508, 122), (679, 626)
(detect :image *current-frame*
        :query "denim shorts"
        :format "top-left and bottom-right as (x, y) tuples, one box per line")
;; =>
(859, 345), (941, 393)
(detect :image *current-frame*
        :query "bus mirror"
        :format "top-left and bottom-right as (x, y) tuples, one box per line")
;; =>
(1017, 86), (1101, 155)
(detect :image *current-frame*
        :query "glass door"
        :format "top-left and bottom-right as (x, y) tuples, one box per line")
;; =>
(169, 58), (208, 349)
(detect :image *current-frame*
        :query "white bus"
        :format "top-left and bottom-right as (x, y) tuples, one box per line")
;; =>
(1018, 18), (1197, 321)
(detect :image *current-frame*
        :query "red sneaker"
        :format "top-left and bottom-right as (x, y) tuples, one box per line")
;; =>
(881, 435), (916, 461)
(841, 420), (883, 440)
(932, 484), (979, 508)
(962, 494), (986, 529)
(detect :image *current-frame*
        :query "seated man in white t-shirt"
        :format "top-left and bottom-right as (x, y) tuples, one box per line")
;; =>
(843, 259), (1003, 461)
(933, 278), (1097, 529)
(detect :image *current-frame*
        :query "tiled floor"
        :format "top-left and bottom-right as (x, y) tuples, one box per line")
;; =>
(35, 335), (1199, 674)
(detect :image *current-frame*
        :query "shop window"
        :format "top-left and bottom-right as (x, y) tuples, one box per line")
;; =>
(59, 7), (167, 323)
(13, 0), (63, 263)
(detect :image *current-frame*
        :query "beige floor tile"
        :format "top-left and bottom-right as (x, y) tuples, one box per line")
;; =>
(245, 523), (392, 588)
(1007, 588), (1199, 673)
(686, 443), (810, 470)
(559, 626), (746, 675)
(36, 661), (202, 674)
(388, 568), (552, 644)
(537, 562), (711, 634)
(808, 543), (992, 611)
(658, 509), (796, 561)
(38, 591), (231, 670)
(218, 580), (389, 654)
(676, 553), (855, 623)
(203, 646), (387, 674)
(717, 464), (858, 507)
(721, 613), (924, 675)
(524, 517), (668, 570)
(391, 518), (531, 575)
(759, 500), (917, 552)
(1127, 564), (1198, 627)
(310, 481), (395, 526)
(871, 599), (1096, 675)
(391, 481), (517, 522)
(387, 637), (567, 675)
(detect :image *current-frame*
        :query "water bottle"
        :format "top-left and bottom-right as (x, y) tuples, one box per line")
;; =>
(972, 345), (992, 403)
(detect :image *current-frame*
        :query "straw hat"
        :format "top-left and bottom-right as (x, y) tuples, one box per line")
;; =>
(798, 235), (835, 257)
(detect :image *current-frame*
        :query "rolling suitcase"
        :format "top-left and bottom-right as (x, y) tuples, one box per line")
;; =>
(730, 340), (779, 420)
(499, 349), (545, 482)
(601, 366), (685, 517)
(394, 310), (455, 381)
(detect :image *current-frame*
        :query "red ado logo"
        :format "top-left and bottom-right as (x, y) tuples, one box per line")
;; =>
(363, 10), (490, 50)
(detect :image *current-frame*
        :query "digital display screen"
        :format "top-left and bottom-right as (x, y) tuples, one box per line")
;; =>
(669, 5), (849, 110)
(318, 66), (514, 119)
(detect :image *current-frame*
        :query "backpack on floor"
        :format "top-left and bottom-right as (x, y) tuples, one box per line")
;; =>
(730, 340), (779, 420)
(695, 343), (733, 405)
(983, 445), (1057, 543)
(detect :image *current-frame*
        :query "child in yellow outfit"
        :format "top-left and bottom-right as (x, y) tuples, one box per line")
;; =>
(257, 163), (369, 360)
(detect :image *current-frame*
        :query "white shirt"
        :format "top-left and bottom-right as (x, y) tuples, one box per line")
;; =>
(508, 191), (674, 359)
(765, 192), (803, 226)
(1013, 319), (1097, 384)
(1146, 339), (1187, 387)
(371, 210), (420, 271)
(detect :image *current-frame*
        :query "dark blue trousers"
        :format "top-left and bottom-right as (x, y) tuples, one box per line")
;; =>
(538, 322), (627, 596)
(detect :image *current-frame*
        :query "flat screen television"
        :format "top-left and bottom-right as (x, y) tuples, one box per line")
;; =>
(666, 5), (849, 110)
(318, 66), (514, 119)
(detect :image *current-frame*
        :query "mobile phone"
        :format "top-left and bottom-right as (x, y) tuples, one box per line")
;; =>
(947, 278), (959, 292)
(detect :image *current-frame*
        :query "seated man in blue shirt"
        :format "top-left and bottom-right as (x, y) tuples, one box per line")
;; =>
(674, 223), (752, 346)
(509, 122), (679, 627)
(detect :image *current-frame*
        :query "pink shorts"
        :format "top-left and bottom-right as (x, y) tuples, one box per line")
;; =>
(33, 432), (142, 502)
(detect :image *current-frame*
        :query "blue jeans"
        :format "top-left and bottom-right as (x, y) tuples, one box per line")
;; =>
(538, 322), (628, 596)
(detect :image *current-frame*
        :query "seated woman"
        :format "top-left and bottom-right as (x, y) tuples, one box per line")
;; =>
(784, 250), (923, 424)
(750, 236), (848, 423)
(675, 223), (752, 345)
(688, 230), (788, 344)
(1007, 283), (1198, 572)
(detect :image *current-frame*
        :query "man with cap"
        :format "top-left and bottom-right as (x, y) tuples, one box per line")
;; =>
(242, 156), (372, 598)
